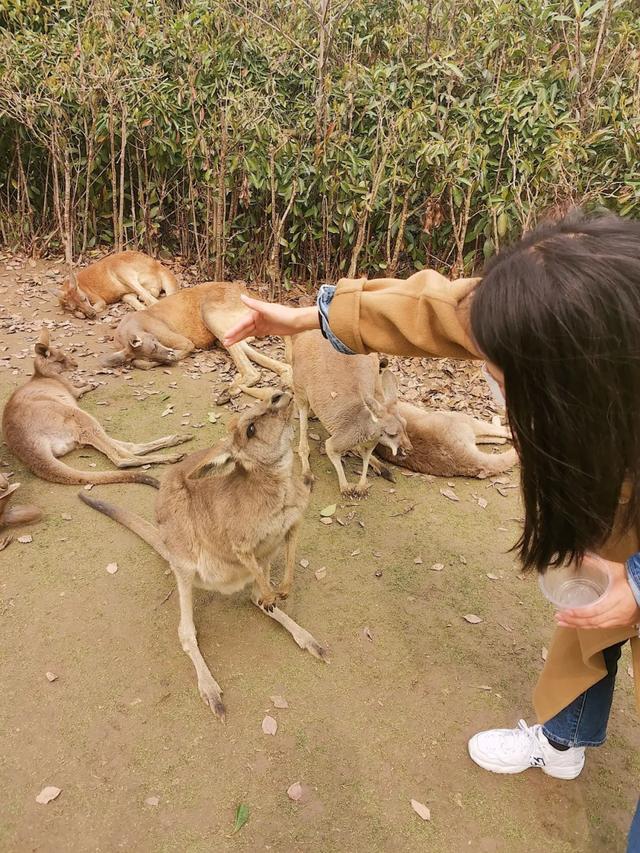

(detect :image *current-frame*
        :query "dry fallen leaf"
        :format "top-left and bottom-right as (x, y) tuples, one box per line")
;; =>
(84, 483), (94, 491)
(541, 646), (548, 661)
(431, 563), (444, 572)
(271, 695), (288, 709)
(477, 497), (488, 509)
(476, 684), (492, 691)
(486, 573), (499, 580)
(463, 614), (483, 624)
(287, 782), (303, 802)
(145, 795), (160, 806)
(410, 799), (431, 821)
(351, 549), (361, 557)
(161, 405), (173, 417)
(45, 671), (58, 682)
(36, 786), (61, 805)
(17, 535), (33, 544)
(414, 556), (423, 565)
(262, 715), (278, 735)
(61, 513), (72, 521)
(106, 562), (118, 575)
(314, 566), (327, 580)
(320, 504), (336, 517)
(440, 488), (459, 502)
(362, 626), (373, 641)
(320, 517), (333, 526)
(299, 558), (309, 569)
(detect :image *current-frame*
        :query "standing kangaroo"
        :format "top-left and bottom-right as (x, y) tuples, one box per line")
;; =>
(289, 330), (411, 497)
(102, 281), (291, 398)
(80, 391), (326, 720)
(2, 329), (191, 486)
(375, 401), (518, 478)
(58, 251), (180, 318)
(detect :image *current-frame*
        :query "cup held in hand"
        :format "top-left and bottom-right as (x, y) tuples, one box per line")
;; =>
(538, 553), (610, 610)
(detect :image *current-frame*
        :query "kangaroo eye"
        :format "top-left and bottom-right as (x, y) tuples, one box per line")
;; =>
(246, 423), (256, 438)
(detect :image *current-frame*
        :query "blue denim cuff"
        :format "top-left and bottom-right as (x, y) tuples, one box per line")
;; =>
(625, 553), (640, 607)
(316, 284), (355, 355)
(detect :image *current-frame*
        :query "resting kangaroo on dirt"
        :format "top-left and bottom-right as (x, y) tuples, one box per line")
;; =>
(375, 401), (518, 478)
(0, 473), (41, 547)
(289, 330), (411, 497)
(102, 281), (291, 397)
(58, 251), (179, 318)
(2, 329), (191, 487)
(80, 391), (326, 720)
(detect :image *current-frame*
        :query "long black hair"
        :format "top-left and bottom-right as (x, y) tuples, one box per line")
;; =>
(471, 211), (640, 572)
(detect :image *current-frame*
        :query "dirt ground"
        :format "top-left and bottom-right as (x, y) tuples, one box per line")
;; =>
(0, 254), (638, 853)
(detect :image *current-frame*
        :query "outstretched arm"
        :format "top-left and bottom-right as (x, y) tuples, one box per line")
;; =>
(223, 295), (319, 346)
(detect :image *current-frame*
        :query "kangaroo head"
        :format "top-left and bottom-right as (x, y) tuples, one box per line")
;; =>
(128, 332), (177, 364)
(187, 391), (295, 479)
(369, 369), (412, 457)
(59, 272), (96, 318)
(33, 327), (78, 376)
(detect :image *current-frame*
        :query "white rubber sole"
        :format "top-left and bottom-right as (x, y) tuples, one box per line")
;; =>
(467, 741), (585, 780)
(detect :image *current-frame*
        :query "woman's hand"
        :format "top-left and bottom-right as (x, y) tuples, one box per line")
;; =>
(222, 295), (320, 346)
(555, 556), (640, 630)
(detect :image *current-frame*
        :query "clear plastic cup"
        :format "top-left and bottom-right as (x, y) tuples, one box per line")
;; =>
(538, 553), (611, 610)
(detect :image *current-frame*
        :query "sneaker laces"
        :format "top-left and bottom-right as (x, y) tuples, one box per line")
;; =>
(497, 719), (543, 759)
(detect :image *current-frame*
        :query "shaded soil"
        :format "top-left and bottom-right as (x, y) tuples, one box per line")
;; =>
(0, 253), (637, 853)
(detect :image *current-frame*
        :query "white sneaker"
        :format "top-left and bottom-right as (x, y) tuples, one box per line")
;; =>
(468, 719), (585, 780)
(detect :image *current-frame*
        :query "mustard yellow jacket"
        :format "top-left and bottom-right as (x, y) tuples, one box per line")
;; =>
(328, 270), (640, 722)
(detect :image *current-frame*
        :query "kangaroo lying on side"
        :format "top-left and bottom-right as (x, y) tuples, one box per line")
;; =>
(58, 251), (179, 318)
(2, 329), (191, 486)
(102, 282), (291, 397)
(0, 473), (41, 548)
(80, 391), (326, 720)
(375, 401), (518, 478)
(289, 330), (411, 497)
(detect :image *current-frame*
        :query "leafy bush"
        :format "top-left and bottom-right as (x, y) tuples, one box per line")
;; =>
(0, 0), (638, 288)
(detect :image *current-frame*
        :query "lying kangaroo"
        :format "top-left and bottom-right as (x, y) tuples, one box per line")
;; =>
(2, 329), (191, 486)
(58, 251), (179, 318)
(375, 401), (518, 478)
(80, 391), (326, 720)
(289, 330), (411, 497)
(102, 281), (291, 397)
(0, 473), (41, 548)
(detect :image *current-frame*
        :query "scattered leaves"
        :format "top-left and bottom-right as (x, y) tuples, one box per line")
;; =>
(232, 803), (249, 834)
(362, 626), (373, 641)
(145, 796), (160, 807)
(320, 517), (333, 525)
(440, 488), (459, 502)
(271, 695), (288, 709)
(431, 563), (444, 572)
(287, 782), (303, 802)
(414, 556), (423, 564)
(410, 799), (431, 821)
(320, 504), (336, 517)
(17, 535), (33, 544)
(463, 614), (483, 624)
(36, 786), (61, 805)
(351, 549), (361, 557)
(45, 671), (58, 682)
(299, 558), (309, 569)
(61, 513), (72, 521)
(314, 566), (327, 580)
(541, 646), (548, 661)
(486, 573), (499, 580)
(477, 497), (488, 509)
(262, 715), (278, 735)
(105, 562), (118, 575)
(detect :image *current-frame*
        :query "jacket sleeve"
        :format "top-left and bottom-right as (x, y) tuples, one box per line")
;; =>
(327, 269), (482, 359)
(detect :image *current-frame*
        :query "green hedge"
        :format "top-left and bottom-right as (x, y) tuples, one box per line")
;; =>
(0, 0), (638, 286)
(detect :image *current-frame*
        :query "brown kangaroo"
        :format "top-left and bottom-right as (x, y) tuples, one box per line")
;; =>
(80, 391), (326, 720)
(2, 329), (191, 487)
(102, 281), (291, 397)
(375, 401), (518, 478)
(58, 251), (179, 318)
(0, 473), (41, 548)
(289, 330), (411, 497)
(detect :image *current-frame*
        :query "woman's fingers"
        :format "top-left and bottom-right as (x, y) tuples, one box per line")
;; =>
(223, 313), (256, 346)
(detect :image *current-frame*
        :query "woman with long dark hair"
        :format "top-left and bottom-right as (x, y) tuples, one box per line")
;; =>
(224, 211), (640, 850)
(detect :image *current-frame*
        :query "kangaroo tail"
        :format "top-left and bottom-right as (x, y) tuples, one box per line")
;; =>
(78, 491), (171, 560)
(28, 455), (159, 488)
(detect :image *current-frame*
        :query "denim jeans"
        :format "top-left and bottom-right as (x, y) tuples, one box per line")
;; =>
(629, 800), (640, 853)
(540, 641), (639, 849)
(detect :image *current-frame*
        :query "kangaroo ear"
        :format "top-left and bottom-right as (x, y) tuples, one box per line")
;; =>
(363, 395), (384, 422)
(380, 368), (398, 403)
(187, 449), (237, 480)
(130, 335), (142, 349)
(35, 327), (50, 357)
